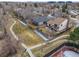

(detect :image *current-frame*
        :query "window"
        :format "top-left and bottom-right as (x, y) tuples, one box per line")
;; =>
(61, 24), (62, 26)
(54, 24), (57, 27)
(51, 28), (53, 30)
(43, 21), (47, 24)
(49, 24), (51, 26)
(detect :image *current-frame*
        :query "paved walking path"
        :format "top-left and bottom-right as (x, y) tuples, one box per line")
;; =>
(10, 20), (34, 57)
(34, 30), (49, 41)
(30, 35), (69, 49)
(18, 20), (27, 26)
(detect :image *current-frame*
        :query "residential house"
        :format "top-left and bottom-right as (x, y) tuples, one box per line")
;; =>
(46, 17), (68, 32)
(52, 8), (62, 17)
(68, 10), (79, 17)
(48, 8), (62, 19)
(32, 16), (49, 26)
(74, 20), (79, 27)
(15, 7), (34, 19)
(33, 7), (44, 16)
(33, 6), (50, 16)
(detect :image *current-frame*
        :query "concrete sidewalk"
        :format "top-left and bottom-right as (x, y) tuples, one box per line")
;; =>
(34, 30), (49, 41)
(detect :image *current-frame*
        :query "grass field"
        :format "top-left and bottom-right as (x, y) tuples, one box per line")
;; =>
(16, 49), (30, 57)
(13, 21), (44, 47)
(32, 39), (67, 57)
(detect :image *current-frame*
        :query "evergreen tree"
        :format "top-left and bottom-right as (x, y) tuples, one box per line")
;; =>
(62, 3), (67, 12)
(68, 27), (79, 45)
(34, 3), (38, 7)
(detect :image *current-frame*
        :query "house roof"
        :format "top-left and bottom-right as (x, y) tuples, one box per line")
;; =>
(32, 16), (48, 23)
(47, 17), (67, 25)
(68, 10), (79, 15)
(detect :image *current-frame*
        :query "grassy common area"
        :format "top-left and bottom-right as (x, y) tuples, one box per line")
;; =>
(32, 39), (67, 57)
(16, 49), (30, 57)
(13, 21), (44, 47)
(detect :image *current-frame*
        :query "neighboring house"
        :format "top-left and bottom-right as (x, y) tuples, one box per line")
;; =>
(52, 8), (62, 17)
(26, 2), (35, 7)
(68, 10), (79, 16)
(15, 7), (34, 19)
(46, 17), (68, 32)
(48, 8), (62, 19)
(56, 2), (65, 8)
(33, 7), (43, 13)
(33, 7), (44, 16)
(33, 7), (50, 16)
(47, 14), (56, 19)
(74, 20), (79, 27)
(32, 16), (49, 26)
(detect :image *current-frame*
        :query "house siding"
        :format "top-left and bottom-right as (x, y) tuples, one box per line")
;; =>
(58, 19), (68, 31)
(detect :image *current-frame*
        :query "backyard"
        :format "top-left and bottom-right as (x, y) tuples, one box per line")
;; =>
(13, 21), (44, 47)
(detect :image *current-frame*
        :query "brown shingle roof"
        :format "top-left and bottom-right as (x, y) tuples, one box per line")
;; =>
(47, 17), (66, 25)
